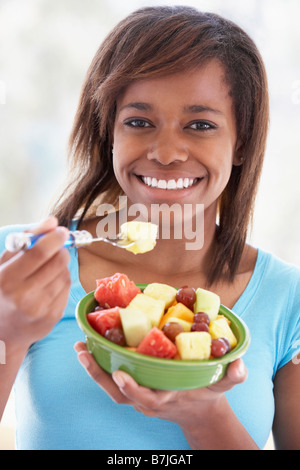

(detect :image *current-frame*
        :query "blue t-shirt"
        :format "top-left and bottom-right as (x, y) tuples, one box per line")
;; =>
(0, 223), (299, 450)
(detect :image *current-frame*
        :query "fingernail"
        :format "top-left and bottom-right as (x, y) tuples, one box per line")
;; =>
(57, 226), (70, 240)
(112, 371), (125, 389)
(236, 361), (246, 378)
(78, 352), (90, 369)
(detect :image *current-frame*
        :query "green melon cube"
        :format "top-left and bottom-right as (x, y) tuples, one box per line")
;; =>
(119, 307), (152, 347)
(193, 287), (220, 321)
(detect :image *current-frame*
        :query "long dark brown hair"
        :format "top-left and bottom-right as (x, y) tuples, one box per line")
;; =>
(52, 6), (269, 284)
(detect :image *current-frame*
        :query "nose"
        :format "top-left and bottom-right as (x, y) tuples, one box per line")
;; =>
(147, 130), (189, 165)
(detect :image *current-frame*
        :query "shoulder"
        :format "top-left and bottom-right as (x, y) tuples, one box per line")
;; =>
(257, 248), (300, 287)
(255, 248), (300, 327)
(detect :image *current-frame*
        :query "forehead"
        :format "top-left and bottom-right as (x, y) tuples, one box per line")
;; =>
(117, 60), (232, 112)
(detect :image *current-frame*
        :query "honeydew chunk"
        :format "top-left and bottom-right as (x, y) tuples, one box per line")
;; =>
(193, 287), (220, 321)
(119, 307), (152, 347)
(209, 317), (237, 349)
(165, 317), (192, 332)
(143, 283), (177, 309)
(128, 293), (165, 327)
(120, 221), (158, 254)
(176, 332), (212, 360)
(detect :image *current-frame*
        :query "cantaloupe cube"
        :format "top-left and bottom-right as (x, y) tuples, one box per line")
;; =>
(209, 317), (237, 348)
(159, 302), (194, 329)
(176, 332), (211, 360)
(128, 293), (165, 327)
(119, 307), (152, 347)
(193, 287), (220, 321)
(143, 283), (177, 309)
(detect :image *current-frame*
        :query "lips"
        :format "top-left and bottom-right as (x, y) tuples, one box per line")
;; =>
(138, 176), (201, 190)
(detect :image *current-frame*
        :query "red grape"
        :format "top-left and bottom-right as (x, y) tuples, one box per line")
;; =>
(222, 337), (231, 352)
(94, 305), (104, 311)
(176, 286), (196, 309)
(211, 338), (228, 358)
(194, 312), (210, 325)
(162, 322), (184, 342)
(105, 327), (125, 346)
(191, 322), (209, 332)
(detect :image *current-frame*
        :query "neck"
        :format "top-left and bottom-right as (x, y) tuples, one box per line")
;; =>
(81, 202), (218, 283)
(120, 201), (218, 279)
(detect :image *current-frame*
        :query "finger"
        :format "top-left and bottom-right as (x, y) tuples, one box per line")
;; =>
(0, 216), (59, 265)
(74, 342), (131, 405)
(27, 247), (70, 291)
(2, 226), (70, 283)
(26, 274), (72, 340)
(25, 262), (71, 320)
(208, 358), (248, 393)
(112, 370), (170, 410)
(0, 249), (17, 264)
(45, 270), (71, 316)
(25, 215), (59, 235)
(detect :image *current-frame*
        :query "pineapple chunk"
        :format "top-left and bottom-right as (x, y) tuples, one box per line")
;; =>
(159, 302), (194, 329)
(143, 283), (177, 309)
(120, 307), (152, 347)
(128, 293), (165, 327)
(176, 332), (211, 360)
(209, 317), (237, 348)
(193, 287), (220, 321)
(120, 221), (158, 254)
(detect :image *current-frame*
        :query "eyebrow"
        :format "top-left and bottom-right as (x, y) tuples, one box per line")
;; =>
(184, 105), (224, 115)
(119, 102), (153, 112)
(119, 102), (223, 115)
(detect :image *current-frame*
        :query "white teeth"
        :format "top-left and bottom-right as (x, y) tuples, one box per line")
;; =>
(157, 179), (167, 189)
(176, 178), (184, 189)
(167, 179), (177, 189)
(183, 178), (190, 188)
(141, 176), (196, 189)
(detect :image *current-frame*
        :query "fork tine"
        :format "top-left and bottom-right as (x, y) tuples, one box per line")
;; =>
(90, 237), (135, 249)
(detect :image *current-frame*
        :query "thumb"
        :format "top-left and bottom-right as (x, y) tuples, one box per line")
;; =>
(208, 358), (248, 393)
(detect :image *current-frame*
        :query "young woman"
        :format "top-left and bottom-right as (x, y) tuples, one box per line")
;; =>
(0, 6), (299, 450)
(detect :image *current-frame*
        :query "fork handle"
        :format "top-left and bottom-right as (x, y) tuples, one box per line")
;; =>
(5, 232), (77, 252)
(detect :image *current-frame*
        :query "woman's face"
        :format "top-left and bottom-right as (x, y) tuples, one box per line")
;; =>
(113, 59), (240, 217)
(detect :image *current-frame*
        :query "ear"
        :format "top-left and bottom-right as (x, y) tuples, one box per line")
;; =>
(232, 140), (244, 166)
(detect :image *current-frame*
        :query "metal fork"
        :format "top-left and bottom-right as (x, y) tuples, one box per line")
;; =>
(5, 230), (135, 252)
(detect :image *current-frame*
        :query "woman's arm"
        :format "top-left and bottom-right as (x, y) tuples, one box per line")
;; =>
(0, 345), (28, 420)
(273, 359), (300, 450)
(0, 217), (71, 419)
(74, 341), (259, 450)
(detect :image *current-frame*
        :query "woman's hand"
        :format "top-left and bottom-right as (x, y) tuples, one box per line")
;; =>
(0, 216), (71, 353)
(74, 340), (251, 449)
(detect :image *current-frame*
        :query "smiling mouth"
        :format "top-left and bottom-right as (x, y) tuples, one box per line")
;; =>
(137, 175), (202, 190)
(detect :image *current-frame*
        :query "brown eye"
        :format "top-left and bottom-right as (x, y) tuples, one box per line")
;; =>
(188, 121), (216, 131)
(124, 119), (152, 128)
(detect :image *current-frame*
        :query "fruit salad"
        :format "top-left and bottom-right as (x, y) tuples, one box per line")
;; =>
(87, 273), (238, 361)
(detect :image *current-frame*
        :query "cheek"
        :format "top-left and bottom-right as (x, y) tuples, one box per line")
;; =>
(112, 149), (135, 194)
(112, 153), (123, 186)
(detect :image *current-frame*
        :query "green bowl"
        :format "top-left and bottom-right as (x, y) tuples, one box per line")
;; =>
(76, 285), (250, 390)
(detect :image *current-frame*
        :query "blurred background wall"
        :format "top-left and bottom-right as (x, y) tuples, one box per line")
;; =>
(1, 0), (298, 451)
(0, 0), (299, 267)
